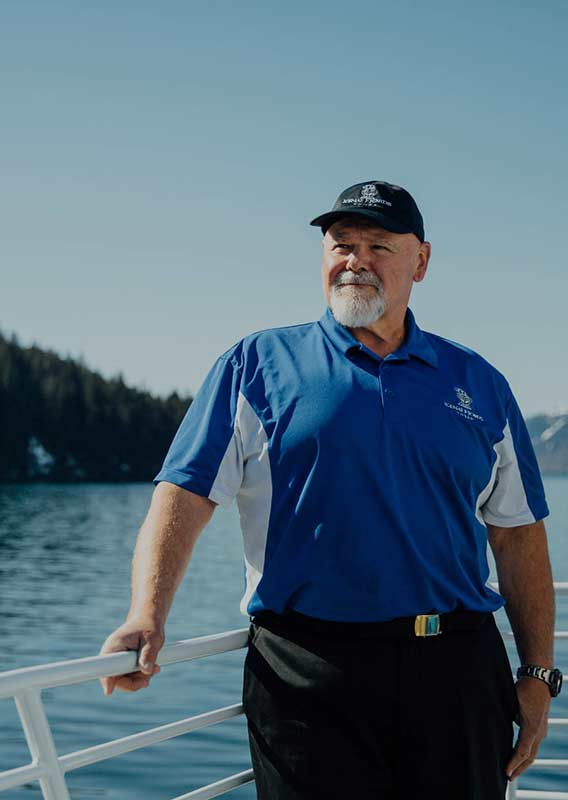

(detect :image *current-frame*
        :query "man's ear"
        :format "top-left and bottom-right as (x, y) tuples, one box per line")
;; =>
(414, 241), (431, 283)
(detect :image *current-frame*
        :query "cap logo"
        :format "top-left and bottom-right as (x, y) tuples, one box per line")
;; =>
(342, 183), (393, 208)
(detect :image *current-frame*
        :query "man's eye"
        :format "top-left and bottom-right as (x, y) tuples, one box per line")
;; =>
(333, 244), (350, 251)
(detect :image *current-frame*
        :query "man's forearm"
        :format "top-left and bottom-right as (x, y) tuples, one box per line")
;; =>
(488, 520), (555, 666)
(127, 482), (216, 625)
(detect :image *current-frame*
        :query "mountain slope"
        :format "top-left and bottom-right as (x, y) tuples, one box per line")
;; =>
(0, 333), (191, 482)
(527, 414), (568, 476)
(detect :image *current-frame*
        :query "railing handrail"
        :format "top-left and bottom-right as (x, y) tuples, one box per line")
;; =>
(4, 625), (567, 701)
(0, 628), (249, 699)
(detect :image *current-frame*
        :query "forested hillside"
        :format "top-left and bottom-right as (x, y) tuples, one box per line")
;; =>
(0, 332), (191, 482)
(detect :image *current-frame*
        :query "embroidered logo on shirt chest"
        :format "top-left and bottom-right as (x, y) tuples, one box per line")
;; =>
(444, 387), (485, 422)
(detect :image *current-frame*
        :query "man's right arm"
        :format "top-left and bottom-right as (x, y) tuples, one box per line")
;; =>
(99, 481), (217, 695)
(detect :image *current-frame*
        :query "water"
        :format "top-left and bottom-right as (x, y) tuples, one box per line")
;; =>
(0, 478), (567, 798)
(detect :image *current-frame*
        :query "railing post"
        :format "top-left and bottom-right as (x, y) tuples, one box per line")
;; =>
(14, 688), (71, 800)
(506, 778), (518, 799)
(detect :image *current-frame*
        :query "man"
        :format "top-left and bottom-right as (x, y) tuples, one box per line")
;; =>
(100, 181), (560, 799)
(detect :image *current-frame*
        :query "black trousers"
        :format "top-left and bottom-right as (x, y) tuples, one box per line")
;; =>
(242, 611), (518, 800)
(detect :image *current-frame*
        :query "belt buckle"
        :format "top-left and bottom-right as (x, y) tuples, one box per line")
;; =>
(414, 614), (441, 637)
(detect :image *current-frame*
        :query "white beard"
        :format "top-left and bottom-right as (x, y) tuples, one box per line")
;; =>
(329, 280), (387, 328)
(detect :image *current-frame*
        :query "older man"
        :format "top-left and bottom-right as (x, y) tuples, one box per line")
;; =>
(100, 181), (560, 799)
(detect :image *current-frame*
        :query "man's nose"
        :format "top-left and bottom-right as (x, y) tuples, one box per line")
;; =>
(346, 251), (369, 271)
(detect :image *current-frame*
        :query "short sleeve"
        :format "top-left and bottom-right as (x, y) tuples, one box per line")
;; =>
(153, 352), (244, 508)
(481, 390), (550, 527)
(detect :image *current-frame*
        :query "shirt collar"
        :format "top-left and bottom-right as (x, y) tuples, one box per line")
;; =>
(318, 305), (439, 368)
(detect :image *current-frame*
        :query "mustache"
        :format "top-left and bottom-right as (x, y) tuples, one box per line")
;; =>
(333, 273), (383, 289)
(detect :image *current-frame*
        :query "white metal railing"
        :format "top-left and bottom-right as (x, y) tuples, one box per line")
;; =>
(1, 584), (567, 799)
(0, 629), (252, 799)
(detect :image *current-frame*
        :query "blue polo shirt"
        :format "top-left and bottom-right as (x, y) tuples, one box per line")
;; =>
(154, 306), (549, 622)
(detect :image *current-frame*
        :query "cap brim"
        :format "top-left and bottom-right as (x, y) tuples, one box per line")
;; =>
(309, 209), (412, 235)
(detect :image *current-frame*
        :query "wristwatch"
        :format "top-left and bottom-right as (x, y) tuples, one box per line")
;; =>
(517, 665), (563, 697)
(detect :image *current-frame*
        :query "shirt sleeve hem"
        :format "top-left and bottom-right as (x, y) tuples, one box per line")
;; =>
(153, 469), (236, 509)
(482, 506), (550, 528)
(152, 469), (216, 502)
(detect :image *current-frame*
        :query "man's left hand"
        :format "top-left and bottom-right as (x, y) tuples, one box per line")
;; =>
(506, 678), (551, 782)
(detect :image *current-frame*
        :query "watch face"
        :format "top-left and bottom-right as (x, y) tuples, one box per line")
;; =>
(551, 669), (563, 697)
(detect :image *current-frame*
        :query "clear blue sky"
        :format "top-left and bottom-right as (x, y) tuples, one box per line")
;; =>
(2, 0), (566, 416)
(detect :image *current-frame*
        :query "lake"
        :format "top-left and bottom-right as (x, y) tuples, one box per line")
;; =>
(1, 478), (567, 798)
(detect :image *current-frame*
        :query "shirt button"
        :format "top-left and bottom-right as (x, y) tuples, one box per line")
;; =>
(385, 388), (396, 399)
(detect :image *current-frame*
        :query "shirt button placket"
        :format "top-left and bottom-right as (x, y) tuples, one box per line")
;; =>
(380, 361), (396, 413)
(377, 362), (387, 410)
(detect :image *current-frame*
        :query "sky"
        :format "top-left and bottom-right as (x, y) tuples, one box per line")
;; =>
(2, 0), (567, 417)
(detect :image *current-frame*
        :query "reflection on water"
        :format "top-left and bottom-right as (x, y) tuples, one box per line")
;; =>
(0, 479), (567, 797)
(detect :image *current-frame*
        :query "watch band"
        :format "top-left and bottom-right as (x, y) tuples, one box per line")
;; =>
(516, 664), (563, 697)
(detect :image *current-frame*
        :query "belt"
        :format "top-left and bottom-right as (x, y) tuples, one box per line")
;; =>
(250, 609), (491, 639)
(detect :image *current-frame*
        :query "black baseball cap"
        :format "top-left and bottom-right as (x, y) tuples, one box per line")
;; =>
(310, 180), (425, 242)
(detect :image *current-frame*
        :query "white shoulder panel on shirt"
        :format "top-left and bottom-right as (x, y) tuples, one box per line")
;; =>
(479, 421), (536, 527)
